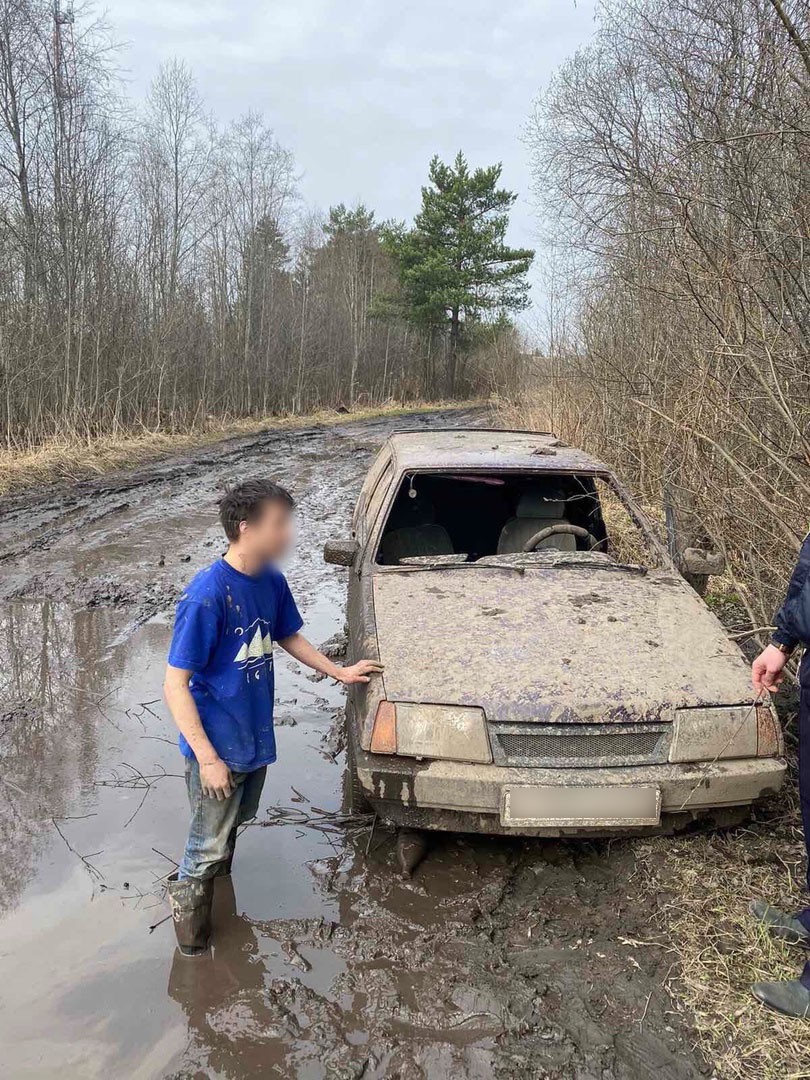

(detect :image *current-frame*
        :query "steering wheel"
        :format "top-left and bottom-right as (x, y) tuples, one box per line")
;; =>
(522, 523), (602, 553)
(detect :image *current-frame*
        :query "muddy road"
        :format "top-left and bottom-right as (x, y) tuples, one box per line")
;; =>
(0, 411), (707, 1079)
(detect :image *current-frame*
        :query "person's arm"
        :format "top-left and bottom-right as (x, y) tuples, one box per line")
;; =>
(163, 665), (234, 799)
(277, 632), (383, 684)
(752, 644), (791, 695)
(753, 534), (810, 694)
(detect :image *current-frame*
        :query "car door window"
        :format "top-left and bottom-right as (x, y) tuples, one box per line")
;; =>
(353, 449), (391, 533)
(365, 462), (394, 541)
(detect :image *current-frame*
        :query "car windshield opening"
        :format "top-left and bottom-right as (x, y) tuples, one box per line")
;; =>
(375, 471), (659, 568)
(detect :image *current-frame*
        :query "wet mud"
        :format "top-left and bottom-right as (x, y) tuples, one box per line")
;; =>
(0, 410), (707, 1078)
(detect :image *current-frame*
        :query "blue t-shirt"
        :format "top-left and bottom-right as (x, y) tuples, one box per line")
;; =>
(167, 558), (303, 771)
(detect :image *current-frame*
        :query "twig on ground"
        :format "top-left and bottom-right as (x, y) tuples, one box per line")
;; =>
(51, 816), (104, 881)
(152, 846), (179, 866)
(245, 802), (375, 839)
(637, 990), (653, 1028)
(123, 786), (151, 829)
(365, 812), (378, 855)
(729, 626), (775, 641)
(95, 762), (182, 828)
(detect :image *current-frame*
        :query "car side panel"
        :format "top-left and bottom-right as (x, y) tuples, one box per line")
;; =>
(346, 460), (397, 751)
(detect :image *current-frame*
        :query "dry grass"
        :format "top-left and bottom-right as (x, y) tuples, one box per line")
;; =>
(0, 400), (483, 498)
(500, 394), (810, 1075)
(596, 478), (665, 567)
(635, 787), (810, 1080)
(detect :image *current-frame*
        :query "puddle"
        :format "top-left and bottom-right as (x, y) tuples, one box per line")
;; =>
(0, 411), (707, 1078)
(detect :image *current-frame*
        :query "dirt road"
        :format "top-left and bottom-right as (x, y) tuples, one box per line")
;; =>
(0, 410), (708, 1078)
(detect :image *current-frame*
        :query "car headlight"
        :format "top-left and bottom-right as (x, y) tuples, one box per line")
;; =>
(669, 704), (783, 762)
(370, 701), (492, 764)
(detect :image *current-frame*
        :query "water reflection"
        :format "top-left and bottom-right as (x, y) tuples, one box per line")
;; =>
(0, 600), (114, 913)
(166, 876), (273, 1074)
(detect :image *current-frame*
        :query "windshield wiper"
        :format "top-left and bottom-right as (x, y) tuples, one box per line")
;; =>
(547, 558), (648, 575)
(391, 560), (526, 575)
(469, 560), (527, 574)
(390, 558), (647, 576)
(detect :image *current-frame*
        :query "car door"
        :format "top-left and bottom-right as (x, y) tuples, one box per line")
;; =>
(346, 451), (394, 742)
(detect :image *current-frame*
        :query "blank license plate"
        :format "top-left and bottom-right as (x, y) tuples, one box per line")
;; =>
(501, 785), (661, 827)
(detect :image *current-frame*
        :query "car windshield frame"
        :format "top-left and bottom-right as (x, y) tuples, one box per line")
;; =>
(367, 466), (671, 572)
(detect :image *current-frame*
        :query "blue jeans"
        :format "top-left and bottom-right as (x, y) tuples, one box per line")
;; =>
(178, 759), (267, 880)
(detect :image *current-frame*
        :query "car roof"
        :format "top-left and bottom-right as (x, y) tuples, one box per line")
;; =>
(385, 428), (608, 473)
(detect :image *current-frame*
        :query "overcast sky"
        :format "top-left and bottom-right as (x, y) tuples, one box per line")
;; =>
(103, 0), (598, 318)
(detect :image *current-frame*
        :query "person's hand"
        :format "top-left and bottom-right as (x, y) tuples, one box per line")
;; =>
(199, 757), (234, 800)
(752, 645), (789, 695)
(335, 659), (384, 685)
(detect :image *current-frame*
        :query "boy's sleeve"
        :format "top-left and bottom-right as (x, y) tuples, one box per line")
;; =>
(773, 532), (810, 650)
(275, 576), (304, 641)
(168, 597), (223, 672)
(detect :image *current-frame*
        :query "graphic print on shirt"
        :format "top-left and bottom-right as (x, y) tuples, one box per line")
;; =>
(233, 616), (274, 675)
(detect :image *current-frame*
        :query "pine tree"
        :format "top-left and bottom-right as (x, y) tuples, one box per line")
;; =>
(383, 152), (534, 395)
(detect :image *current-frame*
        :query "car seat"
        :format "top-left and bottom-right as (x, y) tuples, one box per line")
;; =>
(496, 492), (576, 554)
(379, 523), (455, 564)
(379, 491), (454, 564)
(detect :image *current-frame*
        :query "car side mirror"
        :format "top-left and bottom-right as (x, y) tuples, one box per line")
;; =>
(680, 547), (726, 577)
(324, 538), (358, 567)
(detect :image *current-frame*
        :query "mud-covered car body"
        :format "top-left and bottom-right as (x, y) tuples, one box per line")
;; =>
(326, 429), (785, 836)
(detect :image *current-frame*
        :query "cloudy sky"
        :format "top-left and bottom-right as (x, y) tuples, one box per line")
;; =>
(103, 0), (598, 315)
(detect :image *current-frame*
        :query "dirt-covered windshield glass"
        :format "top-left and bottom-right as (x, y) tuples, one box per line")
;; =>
(375, 471), (660, 570)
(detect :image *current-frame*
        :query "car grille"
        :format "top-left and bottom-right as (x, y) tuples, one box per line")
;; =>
(490, 723), (670, 768)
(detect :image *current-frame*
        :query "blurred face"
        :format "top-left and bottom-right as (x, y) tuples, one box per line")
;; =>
(237, 499), (294, 562)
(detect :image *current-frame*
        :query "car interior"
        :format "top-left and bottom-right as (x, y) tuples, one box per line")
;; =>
(376, 472), (612, 565)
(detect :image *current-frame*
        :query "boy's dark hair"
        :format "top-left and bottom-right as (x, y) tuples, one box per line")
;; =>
(218, 479), (295, 541)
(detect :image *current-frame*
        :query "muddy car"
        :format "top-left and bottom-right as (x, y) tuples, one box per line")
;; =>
(324, 429), (785, 836)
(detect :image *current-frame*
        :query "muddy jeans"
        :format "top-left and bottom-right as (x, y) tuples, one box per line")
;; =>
(178, 759), (267, 880)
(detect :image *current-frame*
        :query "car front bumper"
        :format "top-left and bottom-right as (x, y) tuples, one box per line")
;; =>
(355, 747), (786, 836)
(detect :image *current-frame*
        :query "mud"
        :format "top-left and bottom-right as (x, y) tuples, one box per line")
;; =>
(0, 410), (708, 1078)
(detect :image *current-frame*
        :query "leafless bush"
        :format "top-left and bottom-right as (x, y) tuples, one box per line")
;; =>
(522, 0), (810, 635)
(0, 6), (515, 453)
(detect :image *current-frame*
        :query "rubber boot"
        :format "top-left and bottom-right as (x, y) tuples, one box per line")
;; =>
(167, 873), (214, 956)
(751, 978), (810, 1018)
(749, 900), (810, 947)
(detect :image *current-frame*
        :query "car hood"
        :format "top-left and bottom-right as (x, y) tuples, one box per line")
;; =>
(371, 567), (755, 724)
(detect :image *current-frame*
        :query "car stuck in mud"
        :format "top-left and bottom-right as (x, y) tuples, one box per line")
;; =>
(325, 428), (786, 836)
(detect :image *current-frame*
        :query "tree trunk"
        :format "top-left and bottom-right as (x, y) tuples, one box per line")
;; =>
(447, 308), (460, 396)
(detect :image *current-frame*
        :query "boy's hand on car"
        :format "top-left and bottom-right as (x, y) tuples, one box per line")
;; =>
(752, 645), (789, 695)
(199, 757), (234, 800)
(335, 659), (384, 685)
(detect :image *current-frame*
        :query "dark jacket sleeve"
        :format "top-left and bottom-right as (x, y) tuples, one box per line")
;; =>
(773, 532), (810, 649)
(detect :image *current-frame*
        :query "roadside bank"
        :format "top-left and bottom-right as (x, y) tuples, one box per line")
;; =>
(0, 399), (482, 497)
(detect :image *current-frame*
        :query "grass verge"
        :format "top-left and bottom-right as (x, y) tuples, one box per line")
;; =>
(497, 395), (810, 1076)
(0, 400), (482, 498)
(635, 787), (809, 1080)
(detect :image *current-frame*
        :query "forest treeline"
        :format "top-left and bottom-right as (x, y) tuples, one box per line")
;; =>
(0, 3), (531, 450)
(525, 0), (810, 629)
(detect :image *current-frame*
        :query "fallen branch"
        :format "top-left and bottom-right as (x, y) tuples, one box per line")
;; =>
(95, 762), (183, 828)
(246, 801), (375, 837)
(51, 816), (104, 882)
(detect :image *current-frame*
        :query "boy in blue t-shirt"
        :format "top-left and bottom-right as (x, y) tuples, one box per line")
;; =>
(164, 477), (381, 955)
